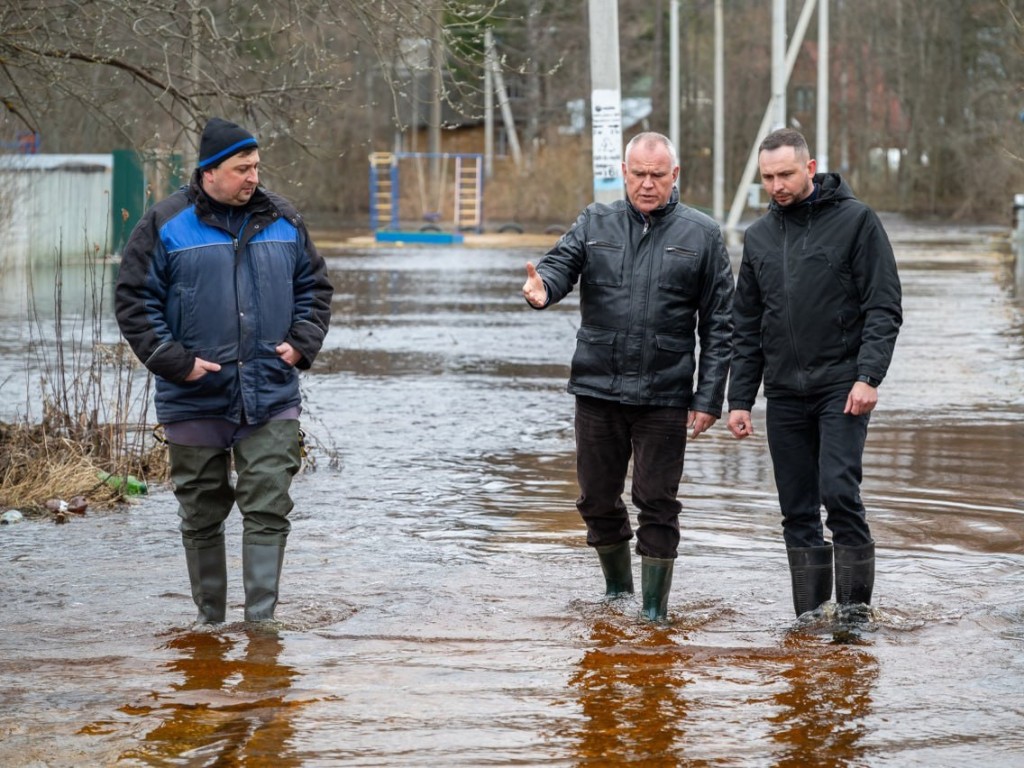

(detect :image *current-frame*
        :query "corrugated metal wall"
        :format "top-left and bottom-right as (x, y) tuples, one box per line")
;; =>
(0, 154), (114, 265)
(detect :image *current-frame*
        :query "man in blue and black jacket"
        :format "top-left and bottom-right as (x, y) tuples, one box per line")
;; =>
(115, 117), (333, 625)
(727, 128), (902, 619)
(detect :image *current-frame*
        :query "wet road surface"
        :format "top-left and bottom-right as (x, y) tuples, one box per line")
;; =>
(2, 217), (1024, 766)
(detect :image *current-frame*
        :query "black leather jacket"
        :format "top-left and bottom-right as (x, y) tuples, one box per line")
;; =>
(728, 173), (902, 408)
(534, 189), (734, 415)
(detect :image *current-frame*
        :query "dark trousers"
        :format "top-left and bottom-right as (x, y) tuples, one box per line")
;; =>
(574, 396), (688, 559)
(765, 389), (873, 549)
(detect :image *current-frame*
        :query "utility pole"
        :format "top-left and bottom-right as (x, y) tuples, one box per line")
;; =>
(771, 0), (787, 130)
(713, 0), (724, 221)
(486, 34), (522, 171)
(484, 29), (494, 180)
(588, 0), (623, 204)
(429, 7), (444, 194)
(725, 0), (819, 241)
(669, 0), (681, 153)
(816, 0), (830, 172)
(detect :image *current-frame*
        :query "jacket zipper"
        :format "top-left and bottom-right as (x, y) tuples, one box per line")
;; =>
(781, 216), (807, 393)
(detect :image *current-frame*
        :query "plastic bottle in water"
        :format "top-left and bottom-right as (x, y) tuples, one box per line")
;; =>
(98, 471), (148, 496)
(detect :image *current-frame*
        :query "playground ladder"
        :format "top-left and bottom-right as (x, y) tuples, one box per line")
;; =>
(369, 152), (397, 230)
(454, 155), (483, 233)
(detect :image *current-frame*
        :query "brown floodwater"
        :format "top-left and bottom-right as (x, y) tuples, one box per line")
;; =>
(1, 216), (1023, 766)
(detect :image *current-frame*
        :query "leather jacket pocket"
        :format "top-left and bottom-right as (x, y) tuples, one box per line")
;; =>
(571, 325), (618, 391)
(658, 246), (699, 297)
(583, 240), (625, 287)
(650, 333), (696, 394)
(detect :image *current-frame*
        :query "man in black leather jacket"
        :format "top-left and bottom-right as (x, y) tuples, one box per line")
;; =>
(727, 128), (902, 619)
(522, 132), (734, 621)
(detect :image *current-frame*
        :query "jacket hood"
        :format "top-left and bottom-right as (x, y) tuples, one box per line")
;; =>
(770, 172), (855, 217)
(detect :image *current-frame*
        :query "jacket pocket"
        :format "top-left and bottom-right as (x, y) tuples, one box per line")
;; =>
(257, 340), (298, 387)
(571, 325), (618, 391)
(649, 333), (696, 395)
(818, 246), (858, 303)
(169, 284), (198, 346)
(583, 240), (625, 287)
(658, 246), (699, 297)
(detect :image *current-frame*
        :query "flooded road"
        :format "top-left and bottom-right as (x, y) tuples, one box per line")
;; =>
(2, 217), (1024, 766)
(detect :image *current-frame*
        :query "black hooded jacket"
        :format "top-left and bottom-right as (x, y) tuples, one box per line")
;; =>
(728, 172), (902, 408)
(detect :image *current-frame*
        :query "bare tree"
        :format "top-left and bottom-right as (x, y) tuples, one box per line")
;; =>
(3, 0), (1022, 225)
(1, 2), (502, 159)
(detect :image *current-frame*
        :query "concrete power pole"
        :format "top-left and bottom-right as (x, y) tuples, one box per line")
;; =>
(713, 0), (724, 221)
(816, 0), (830, 172)
(429, 7), (444, 192)
(484, 29), (494, 180)
(669, 0), (681, 153)
(588, 0), (624, 204)
(771, 0), (787, 130)
(725, 0), (819, 242)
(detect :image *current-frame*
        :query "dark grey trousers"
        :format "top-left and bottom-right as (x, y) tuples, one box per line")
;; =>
(574, 396), (688, 559)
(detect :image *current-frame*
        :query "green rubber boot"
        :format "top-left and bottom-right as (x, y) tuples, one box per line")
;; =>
(595, 541), (634, 597)
(233, 420), (300, 623)
(640, 555), (674, 622)
(184, 543), (227, 624)
(243, 542), (286, 622)
(169, 443), (234, 624)
(835, 542), (875, 606)
(787, 544), (834, 617)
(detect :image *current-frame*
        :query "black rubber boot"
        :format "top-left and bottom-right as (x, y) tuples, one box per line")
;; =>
(243, 542), (286, 622)
(787, 544), (834, 617)
(184, 543), (227, 624)
(595, 541), (634, 597)
(835, 542), (875, 606)
(640, 555), (674, 622)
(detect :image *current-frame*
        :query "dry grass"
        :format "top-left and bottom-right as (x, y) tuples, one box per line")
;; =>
(2, 220), (339, 522)
(0, 418), (168, 519)
(0, 246), (167, 520)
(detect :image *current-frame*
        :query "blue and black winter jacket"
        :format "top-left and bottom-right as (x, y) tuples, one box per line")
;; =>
(114, 175), (333, 425)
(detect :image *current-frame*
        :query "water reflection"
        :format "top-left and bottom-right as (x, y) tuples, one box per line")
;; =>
(769, 636), (877, 767)
(570, 617), (691, 764)
(119, 629), (302, 766)
(569, 609), (879, 767)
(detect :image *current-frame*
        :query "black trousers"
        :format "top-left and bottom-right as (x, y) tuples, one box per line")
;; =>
(573, 396), (688, 559)
(765, 389), (873, 549)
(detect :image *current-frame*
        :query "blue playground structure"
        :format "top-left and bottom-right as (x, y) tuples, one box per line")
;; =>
(368, 151), (484, 243)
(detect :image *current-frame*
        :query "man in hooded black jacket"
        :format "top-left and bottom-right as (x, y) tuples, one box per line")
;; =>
(727, 128), (902, 618)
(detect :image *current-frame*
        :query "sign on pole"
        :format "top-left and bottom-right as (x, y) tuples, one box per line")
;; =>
(588, 0), (623, 204)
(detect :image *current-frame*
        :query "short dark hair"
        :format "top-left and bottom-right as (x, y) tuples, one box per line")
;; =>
(759, 128), (809, 155)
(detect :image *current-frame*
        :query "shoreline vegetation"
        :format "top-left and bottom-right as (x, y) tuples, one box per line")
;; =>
(0, 247), (166, 521)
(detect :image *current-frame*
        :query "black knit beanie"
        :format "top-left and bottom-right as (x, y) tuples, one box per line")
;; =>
(197, 117), (258, 169)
